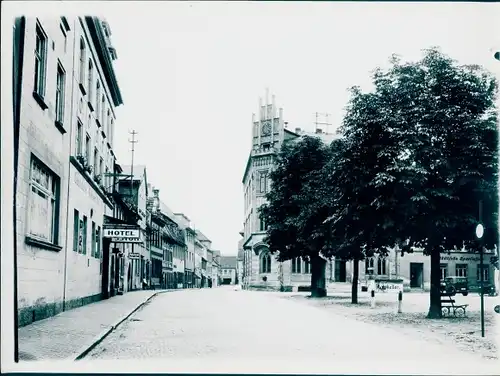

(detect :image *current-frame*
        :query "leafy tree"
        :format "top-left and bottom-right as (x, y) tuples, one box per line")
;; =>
(323, 88), (404, 303)
(259, 136), (334, 297)
(334, 48), (498, 316)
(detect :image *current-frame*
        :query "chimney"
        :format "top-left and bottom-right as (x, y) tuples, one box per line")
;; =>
(295, 127), (301, 133)
(316, 128), (323, 134)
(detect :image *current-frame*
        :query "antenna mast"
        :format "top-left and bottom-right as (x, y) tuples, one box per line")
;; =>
(129, 130), (138, 203)
(314, 112), (332, 134)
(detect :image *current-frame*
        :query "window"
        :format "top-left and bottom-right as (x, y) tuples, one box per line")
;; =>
(365, 257), (375, 275)
(76, 120), (83, 155)
(34, 22), (48, 97)
(85, 134), (91, 163)
(260, 252), (271, 273)
(440, 263), (448, 281)
(60, 23), (67, 53)
(455, 264), (467, 278)
(303, 259), (311, 274)
(292, 257), (301, 274)
(259, 173), (267, 193)
(477, 264), (489, 282)
(54, 63), (66, 125)
(110, 119), (114, 146)
(73, 209), (79, 252)
(93, 148), (98, 176)
(377, 257), (387, 275)
(27, 157), (59, 244)
(99, 157), (104, 179)
(91, 221), (96, 257)
(107, 110), (111, 139)
(79, 37), (86, 85)
(96, 226), (101, 259)
(96, 81), (101, 121)
(101, 96), (106, 126)
(82, 215), (87, 254)
(88, 59), (94, 103)
(259, 216), (266, 231)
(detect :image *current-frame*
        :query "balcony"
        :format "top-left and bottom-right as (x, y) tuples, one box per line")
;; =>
(70, 155), (113, 208)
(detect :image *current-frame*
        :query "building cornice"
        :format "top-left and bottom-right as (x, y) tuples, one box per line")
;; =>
(84, 17), (123, 107)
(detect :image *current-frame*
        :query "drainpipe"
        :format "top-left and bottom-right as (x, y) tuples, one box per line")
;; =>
(13, 16), (26, 363)
(62, 17), (78, 312)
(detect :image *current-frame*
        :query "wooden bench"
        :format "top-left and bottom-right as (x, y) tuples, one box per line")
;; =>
(441, 295), (469, 317)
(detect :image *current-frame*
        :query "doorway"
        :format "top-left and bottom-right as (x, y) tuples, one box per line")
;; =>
(335, 260), (347, 282)
(410, 262), (424, 288)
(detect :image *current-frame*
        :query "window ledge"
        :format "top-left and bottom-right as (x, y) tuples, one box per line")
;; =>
(32, 91), (48, 110)
(25, 236), (62, 252)
(54, 120), (67, 134)
(79, 83), (87, 96)
(88, 101), (94, 112)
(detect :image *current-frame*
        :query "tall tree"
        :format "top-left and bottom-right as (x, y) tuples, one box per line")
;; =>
(334, 48), (498, 316)
(260, 136), (334, 297)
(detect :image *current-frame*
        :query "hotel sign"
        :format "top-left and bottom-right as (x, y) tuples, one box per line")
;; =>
(103, 225), (143, 244)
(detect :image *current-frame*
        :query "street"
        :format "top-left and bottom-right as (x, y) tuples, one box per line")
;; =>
(84, 287), (498, 374)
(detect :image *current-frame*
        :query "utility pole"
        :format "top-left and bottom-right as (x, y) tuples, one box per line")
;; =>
(128, 130), (138, 203)
(314, 112), (332, 134)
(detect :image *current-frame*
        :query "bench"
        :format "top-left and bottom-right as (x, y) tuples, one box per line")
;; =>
(441, 295), (469, 317)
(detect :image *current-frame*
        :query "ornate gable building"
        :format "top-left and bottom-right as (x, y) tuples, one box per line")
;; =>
(241, 92), (340, 291)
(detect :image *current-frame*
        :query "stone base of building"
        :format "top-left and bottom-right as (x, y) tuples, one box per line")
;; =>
(18, 293), (102, 328)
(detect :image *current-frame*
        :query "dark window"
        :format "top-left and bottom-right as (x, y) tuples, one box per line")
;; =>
(34, 22), (48, 97)
(73, 209), (79, 252)
(55, 63), (65, 123)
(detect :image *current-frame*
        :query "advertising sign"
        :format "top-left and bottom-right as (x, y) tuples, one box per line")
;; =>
(375, 279), (404, 293)
(103, 225), (143, 244)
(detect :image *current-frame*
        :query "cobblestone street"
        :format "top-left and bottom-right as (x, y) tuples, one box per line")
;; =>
(84, 287), (497, 374)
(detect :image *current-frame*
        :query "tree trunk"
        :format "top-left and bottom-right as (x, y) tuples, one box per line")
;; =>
(427, 249), (442, 318)
(310, 255), (327, 298)
(351, 259), (359, 304)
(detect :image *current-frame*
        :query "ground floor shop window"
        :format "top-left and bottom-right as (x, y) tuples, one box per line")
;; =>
(292, 257), (301, 273)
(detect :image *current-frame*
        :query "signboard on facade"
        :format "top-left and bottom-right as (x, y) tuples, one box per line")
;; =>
(103, 225), (143, 243)
(128, 252), (141, 259)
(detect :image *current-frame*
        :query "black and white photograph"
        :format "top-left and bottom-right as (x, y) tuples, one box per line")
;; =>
(1, 1), (500, 374)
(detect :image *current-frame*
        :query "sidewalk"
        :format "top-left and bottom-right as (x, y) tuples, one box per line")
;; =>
(18, 289), (170, 361)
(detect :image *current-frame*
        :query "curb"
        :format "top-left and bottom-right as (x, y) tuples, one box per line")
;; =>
(74, 291), (163, 360)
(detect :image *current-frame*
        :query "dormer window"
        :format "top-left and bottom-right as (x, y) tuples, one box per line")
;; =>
(262, 143), (270, 152)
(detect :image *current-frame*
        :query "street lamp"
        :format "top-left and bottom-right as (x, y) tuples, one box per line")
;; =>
(475, 221), (485, 338)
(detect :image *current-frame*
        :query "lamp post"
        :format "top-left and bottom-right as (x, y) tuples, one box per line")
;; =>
(476, 220), (485, 338)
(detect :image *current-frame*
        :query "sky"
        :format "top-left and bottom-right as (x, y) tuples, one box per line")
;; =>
(6, 1), (500, 256)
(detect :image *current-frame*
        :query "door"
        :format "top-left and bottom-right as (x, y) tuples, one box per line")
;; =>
(335, 260), (347, 282)
(410, 263), (424, 288)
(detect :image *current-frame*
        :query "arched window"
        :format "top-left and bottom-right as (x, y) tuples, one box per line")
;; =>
(377, 257), (387, 276)
(79, 38), (86, 84)
(292, 257), (301, 274)
(260, 252), (271, 274)
(303, 259), (311, 274)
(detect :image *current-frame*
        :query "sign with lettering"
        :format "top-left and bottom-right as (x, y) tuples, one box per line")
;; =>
(103, 225), (142, 244)
(440, 255), (484, 262)
(128, 252), (141, 259)
(375, 279), (404, 293)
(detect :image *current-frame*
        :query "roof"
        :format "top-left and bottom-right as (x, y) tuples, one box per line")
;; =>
(119, 165), (147, 182)
(195, 229), (211, 243)
(220, 256), (237, 268)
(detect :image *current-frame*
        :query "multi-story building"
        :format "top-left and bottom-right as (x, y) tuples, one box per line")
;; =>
(220, 256), (237, 285)
(174, 213), (196, 288)
(13, 16), (125, 326)
(206, 249), (214, 287)
(116, 165), (149, 291)
(241, 92), (339, 291)
(195, 230), (212, 288)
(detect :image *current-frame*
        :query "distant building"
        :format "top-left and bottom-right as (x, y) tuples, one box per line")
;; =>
(174, 213), (196, 288)
(220, 256), (237, 285)
(241, 92), (340, 291)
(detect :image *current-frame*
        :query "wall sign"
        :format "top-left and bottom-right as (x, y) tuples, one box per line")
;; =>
(103, 225), (142, 243)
